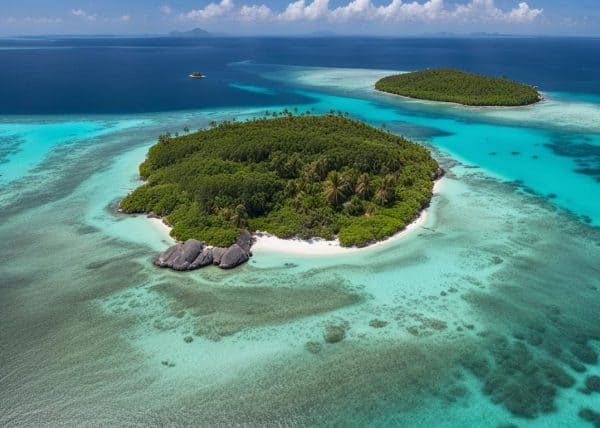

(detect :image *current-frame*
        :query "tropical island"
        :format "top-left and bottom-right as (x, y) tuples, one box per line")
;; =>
(375, 68), (541, 106)
(120, 113), (441, 270)
(189, 71), (205, 79)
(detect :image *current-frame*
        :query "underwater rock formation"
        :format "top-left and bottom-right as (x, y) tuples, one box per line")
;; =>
(324, 324), (347, 343)
(155, 230), (253, 271)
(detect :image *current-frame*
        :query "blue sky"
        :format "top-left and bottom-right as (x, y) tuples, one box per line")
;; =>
(1, 0), (598, 36)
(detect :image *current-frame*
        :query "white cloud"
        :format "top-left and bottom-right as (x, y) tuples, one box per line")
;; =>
(239, 4), (273, 21)
(506, 1), (542, 23)
(119, 15), (132, 23)
(176, 0), (542, 24)
(71, 9), (97, 22)
(330, 0), (376, 21)
(160, 6), (173, 15)
(450, 0), (542, 23)
(381, 0), (445, 21)
(280, 0), (330, 21)
(179, 0), (235, 20)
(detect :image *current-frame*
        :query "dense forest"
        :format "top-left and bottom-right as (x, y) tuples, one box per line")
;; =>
(121, 113), (440, 247)
(375, 68), (541, 106)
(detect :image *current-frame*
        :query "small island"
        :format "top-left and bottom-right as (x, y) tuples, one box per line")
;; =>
(189, 72), (205, 79)
(120, 113), (441, 270)
(375, 68), (541, 106)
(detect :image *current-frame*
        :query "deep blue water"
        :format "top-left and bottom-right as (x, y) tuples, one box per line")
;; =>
(1, 36), (600, 114)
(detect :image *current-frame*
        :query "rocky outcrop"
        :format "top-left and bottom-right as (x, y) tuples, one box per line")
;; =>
(154, 231), (253, 271)
(219, 244), (249, 269)
(211, 247), (227, 266)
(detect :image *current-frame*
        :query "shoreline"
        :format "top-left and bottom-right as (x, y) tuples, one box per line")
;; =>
(145, 178), (443, 257)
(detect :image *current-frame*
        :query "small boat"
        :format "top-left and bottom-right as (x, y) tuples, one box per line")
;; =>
(189, 72), (205, 79)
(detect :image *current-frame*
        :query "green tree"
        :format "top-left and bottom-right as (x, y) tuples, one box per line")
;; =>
(355, 173), (372, 199)
(374, 176), (396, 206)
(323, 171), (348, 206)
(340, 168), (358, 195)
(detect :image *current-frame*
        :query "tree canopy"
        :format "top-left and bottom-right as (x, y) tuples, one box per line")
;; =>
(120, 114), (439, 247)
(375, 68), (541, 106)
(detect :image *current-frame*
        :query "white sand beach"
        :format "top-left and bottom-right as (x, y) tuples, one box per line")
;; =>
(252, 178), (442, 256)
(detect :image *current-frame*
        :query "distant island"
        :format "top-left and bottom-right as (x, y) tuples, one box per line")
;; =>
(375, 68), (541, 106)
(168, 28), (210, 38)
(120, 113), (441, 270)
(189, 72), (205, 79)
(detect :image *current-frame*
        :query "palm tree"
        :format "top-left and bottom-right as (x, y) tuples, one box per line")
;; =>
(323, 171), (348, 206)
(340, 169), (357, 195)
(374, 175), (396, 206)
(314, 158), (329, 180)
(355, 173), (371, 199)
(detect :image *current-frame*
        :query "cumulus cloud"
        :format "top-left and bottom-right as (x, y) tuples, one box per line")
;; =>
(506, 1), (543, 23)
(179, 0), (235, 20)
(71, 9), (97, 22)
(280, 0), (330, 21)
(239, 4), (274, 21)
(450, 0), (542, 22)
(177, 0), (542, 24)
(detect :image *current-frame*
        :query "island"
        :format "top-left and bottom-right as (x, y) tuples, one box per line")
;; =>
(120, 113), (441, 270)
(375, 68), (541, 106)
(189, 72), (205, 79)
(168, 28), (210, 38)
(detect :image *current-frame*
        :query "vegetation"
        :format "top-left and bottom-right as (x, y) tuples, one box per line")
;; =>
(120, 113), (439, 247)
(375, 68), (541, 106)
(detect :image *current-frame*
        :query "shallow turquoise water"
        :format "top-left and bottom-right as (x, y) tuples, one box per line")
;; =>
(1, 65), (599, 427)
(0, 119), (147, 184)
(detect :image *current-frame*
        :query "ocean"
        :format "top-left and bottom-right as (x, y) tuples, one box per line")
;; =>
(0, 36), (599, 426)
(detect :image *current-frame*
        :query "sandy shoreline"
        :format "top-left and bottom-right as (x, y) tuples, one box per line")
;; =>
(253, 178), (441, 255)
(145, 178), (442, 256)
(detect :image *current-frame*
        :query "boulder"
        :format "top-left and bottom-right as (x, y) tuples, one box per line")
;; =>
(170, 239), (203, 271)
(155, 234), (252, 271)
(212, 247), (227, 266)
(219, 244), (250, 269)
(190, 247), (213, 269)
(155, 239), (203, 270)
(154, 244), (180, 268)
(236, 229), (253, 253)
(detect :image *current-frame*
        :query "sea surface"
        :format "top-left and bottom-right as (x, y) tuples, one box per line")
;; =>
(1, 36), (599, 427)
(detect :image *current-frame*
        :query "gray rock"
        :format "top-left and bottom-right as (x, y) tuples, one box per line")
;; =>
(155, 233), (253, 271)
(181, 239), (204, 262)
(219, 244), (249, 269)
(190, 247), (213, 269)
(212, 247), (227, 265)
(154, 244), (181, 268)
(236, 229), (253, 253)
(170, 239), (203, 271)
